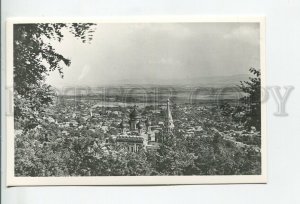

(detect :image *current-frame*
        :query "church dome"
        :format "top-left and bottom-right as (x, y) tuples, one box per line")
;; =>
(119, 120), (125, 129)
(119, 120), (129, 129)
(145, 118), (152, 126)
(137, 121), (143, 129)
(129, 107), (140, 119)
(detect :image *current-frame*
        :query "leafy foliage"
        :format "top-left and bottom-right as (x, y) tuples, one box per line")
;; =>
(15, 118), (261, 176)
(239, 68), (261, 130)
(14, 23), (96, 120)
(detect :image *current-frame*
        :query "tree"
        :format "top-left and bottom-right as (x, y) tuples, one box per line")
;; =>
(239, 68), (261, 131)
(14, 23), (96, 121)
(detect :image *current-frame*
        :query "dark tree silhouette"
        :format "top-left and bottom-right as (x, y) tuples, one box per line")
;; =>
(239, 67), (261, 131)
(13, 23), (96, 122)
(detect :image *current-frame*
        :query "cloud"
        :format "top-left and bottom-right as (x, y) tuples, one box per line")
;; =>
(46, 23), (260, 86)
(223, 24), (260, 45)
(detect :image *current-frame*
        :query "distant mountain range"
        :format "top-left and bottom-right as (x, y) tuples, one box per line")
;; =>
(181, 74), (250, 87)
(52, 74), (250, 89)
(108, 74), (250, 87)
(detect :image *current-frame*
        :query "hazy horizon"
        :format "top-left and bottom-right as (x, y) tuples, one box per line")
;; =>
(46, 23), (260, 87)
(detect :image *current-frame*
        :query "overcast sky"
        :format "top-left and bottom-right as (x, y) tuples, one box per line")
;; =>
(46, 22), (260, 87)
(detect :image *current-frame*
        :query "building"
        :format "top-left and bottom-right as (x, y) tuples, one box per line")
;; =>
(166, 98), (175, 133)
(129, 106), (141, 130)
(114, 99), (174, 152)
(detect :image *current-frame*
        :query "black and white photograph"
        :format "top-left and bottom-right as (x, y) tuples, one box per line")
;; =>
(6, 18), (266, 185)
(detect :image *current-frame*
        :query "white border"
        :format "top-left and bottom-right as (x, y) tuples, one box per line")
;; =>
(6, 16), (267, 186)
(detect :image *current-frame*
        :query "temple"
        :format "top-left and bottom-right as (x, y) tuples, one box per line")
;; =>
(113, 99), (174, 152)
